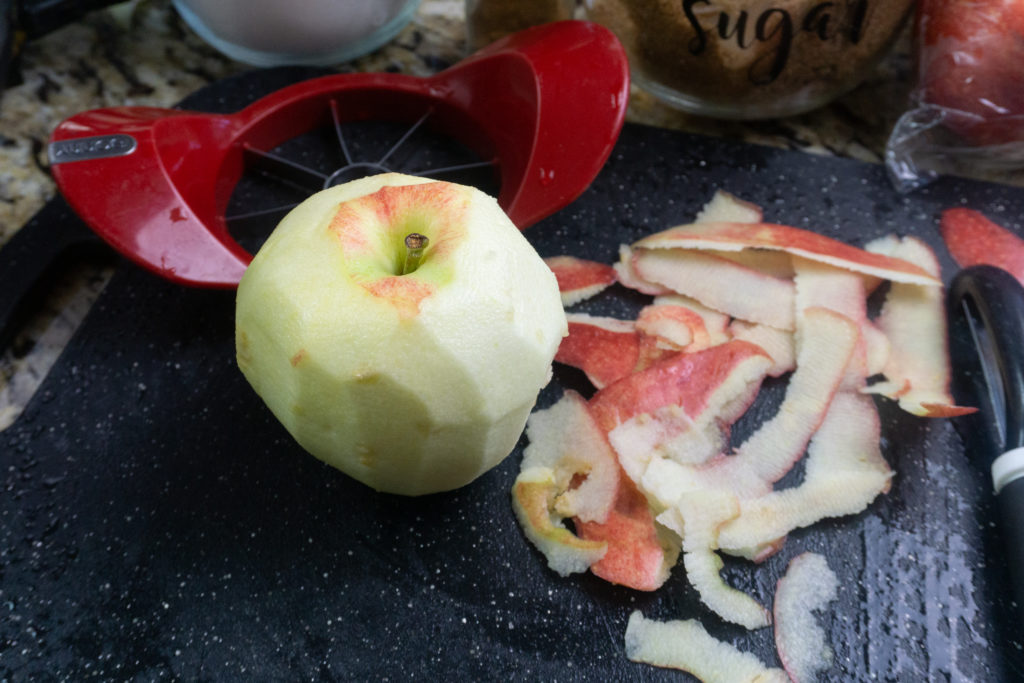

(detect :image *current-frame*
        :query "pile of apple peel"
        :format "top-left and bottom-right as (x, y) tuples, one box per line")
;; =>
(511, 191), (975, 680)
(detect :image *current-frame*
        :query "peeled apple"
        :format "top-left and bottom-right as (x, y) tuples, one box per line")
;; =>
(235, 173), (567, 495)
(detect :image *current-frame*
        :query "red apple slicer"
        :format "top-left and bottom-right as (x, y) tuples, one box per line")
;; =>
(46, 21), (629, 288)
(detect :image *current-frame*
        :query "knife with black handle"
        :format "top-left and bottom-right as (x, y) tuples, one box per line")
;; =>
(950, 264), (1024, 622)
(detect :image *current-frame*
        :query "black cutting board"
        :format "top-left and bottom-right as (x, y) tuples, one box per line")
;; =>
(3, 68), (1024, 682)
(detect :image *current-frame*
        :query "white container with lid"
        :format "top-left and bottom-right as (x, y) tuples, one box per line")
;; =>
(172, 0), (422, 67)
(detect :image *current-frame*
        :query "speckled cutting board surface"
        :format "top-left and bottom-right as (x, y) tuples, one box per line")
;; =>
(3, 68), (1024, 681)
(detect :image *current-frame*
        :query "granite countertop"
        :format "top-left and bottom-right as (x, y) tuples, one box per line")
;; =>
(0, 0), (975, 428)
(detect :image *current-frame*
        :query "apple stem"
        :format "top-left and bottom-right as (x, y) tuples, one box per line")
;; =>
(402, 233), (429, 275)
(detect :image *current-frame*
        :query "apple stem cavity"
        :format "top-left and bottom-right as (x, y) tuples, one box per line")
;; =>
(402, 233), (430, 275)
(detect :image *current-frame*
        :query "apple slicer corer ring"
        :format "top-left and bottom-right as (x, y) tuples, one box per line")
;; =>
(45, 21), (630, 288)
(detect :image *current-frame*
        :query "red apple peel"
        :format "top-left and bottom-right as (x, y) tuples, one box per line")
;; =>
(507, 189), (976, 678)
(609, 348), (772, 486)
(865, 235), (976, 417)
(511, 390), (620, 575)
(730, 307), (859, 486)
(695, 189), (765, 225)
(556, 313), (641, 389)
(717, 392), (892, 557)
(655, 294), (732, 348)
(588, 341), (772, 435)
(939, 207), (1024, 287)
(614, 244), (672, 296)
(633, 248), (796, 330)
(636, 302), (702, 350)
(793, 257), (872, 389)
(575, 474), (678, 591)
(576, 344), (773, 591)
(728, 321), (795, 377)
(635, 221), (940, 286)
(545, 255), (619, 307)
(639, 307), (859, 507)
(519, 390), (619, 523)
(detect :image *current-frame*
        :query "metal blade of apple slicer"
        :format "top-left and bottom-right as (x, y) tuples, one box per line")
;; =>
(225, 106), (499, 253)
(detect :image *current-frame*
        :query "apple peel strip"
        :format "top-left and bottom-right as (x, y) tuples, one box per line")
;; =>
(632, 248), (797, 330)
(511, 468), (607, 577)
(610, 405), (725, 485)
(939, 207), (1024, 287)
(792, 256), (873, 389)
(588, 341), (773, 435)
(773, 552), (839, 683)
(695, 189), (765, 225)
(575, 475), (679, 592)
(725, 306), (860, 487)
(863, 235), (977, 418)
(636, 302), (701, 350)
(511, 390), (620, 576)
(717, 391), (893, 558)
(624, 611), (787, 683)
(519, 390), (619, 524)
(557, 313), (640, 390)
(639, 307), (858, 519)
(665, 490), (772, 630)
(573, 343), (775, 591)
(633, 221), (940, 286)
(614, 244), (672, 296)
(544, 255), (618, 307)
(601, 342), (773, 489)
(728, 321), (796, 377)
(654, 294), (732, 347)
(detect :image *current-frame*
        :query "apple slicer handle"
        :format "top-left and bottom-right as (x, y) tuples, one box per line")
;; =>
(49, 107), (252, 288)
(441, 20), (630, 229)
(504, 21), (629, 228)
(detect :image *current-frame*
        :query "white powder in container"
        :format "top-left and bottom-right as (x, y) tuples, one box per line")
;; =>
(174, 0), (418, 63)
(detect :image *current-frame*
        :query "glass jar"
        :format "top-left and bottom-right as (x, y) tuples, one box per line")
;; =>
(466, 0), (577, 52)
(580, 0), (914, 119)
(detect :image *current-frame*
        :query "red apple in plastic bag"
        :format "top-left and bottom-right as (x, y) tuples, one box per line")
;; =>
(918, 0), (1024, 145)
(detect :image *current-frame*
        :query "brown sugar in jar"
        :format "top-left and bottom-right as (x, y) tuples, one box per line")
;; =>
(466, 0), (578, 52)
(581, 0), (914, 119)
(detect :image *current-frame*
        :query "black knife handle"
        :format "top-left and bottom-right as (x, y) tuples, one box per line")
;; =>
(948, 265), (1024, 455)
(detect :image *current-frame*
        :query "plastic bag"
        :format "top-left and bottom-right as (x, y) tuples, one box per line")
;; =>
(885, 0), (1024, 192)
